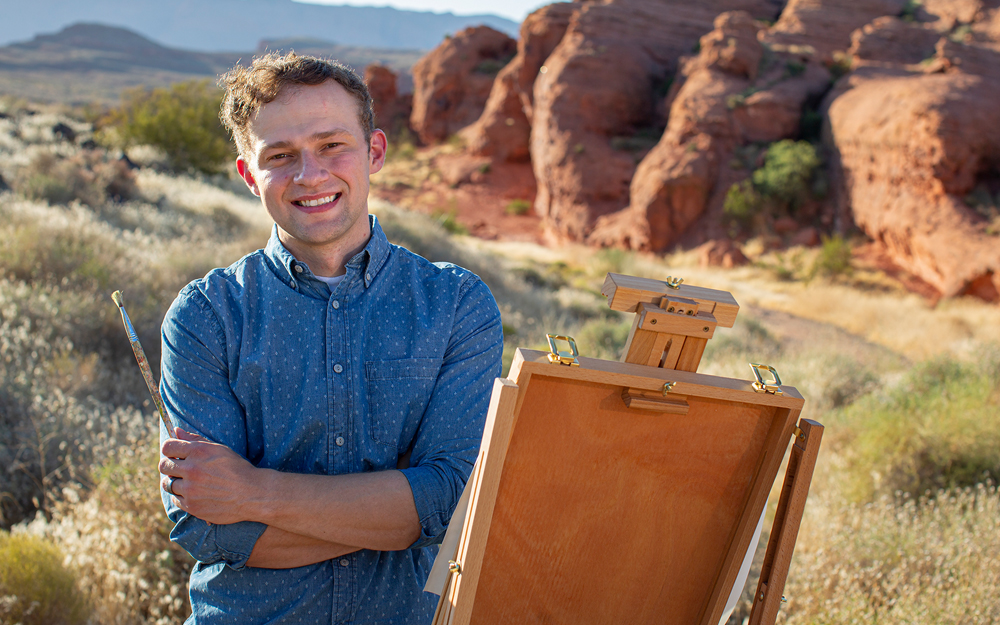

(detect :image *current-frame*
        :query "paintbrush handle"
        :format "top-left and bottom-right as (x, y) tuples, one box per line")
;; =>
(112, 291), (176, 438)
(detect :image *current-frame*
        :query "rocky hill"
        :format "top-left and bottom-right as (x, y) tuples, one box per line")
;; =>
(399, 0), (1000, 304)
(1, 0), (519, 52)
(0, 24), (423, 104)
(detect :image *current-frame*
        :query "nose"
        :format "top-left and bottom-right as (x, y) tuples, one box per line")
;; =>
(293, 151), (329, 187)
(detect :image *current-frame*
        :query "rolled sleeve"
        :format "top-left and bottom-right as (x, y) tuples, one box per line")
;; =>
(159, 285), (266, 568)
(401, 275), (503, 548)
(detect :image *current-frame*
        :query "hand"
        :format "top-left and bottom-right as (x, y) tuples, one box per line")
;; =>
(159, 428), (262, 525)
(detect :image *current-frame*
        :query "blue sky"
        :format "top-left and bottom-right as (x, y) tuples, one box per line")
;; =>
(294, 0), (550, 22)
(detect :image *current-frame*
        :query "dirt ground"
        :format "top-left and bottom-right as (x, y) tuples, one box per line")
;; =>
(371, 144), (948, 305)
(372, 145), (543, 243)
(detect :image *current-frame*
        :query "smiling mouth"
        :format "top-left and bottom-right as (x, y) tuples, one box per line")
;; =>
(293, 193), (341, 207)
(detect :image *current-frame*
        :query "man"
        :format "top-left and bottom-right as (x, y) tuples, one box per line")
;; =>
(157, 52), (503, 623)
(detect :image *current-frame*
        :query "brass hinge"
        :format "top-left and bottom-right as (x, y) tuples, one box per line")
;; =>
(546, 334), (580, 366)
(749, 363), (783, 395)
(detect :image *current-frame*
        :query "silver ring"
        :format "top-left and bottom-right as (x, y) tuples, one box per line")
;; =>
(165, 476), (178, 496)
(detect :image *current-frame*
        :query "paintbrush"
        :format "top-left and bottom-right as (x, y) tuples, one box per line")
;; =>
(111, 290), (175, 438)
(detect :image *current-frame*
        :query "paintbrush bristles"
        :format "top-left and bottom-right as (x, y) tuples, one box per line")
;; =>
(111, 290), (124, 307)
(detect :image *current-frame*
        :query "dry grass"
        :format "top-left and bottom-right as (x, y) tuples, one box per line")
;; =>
(3, 106), (1000, 624)
(781, 484), (1000, 624)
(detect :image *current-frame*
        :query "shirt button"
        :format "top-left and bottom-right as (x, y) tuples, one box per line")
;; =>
(332, 300), (340, 309)
(365, 272), (371, 282)
(289, 279), (297, 289)
(340, 558), (350, 567)
(333, 364), (343, 374)
(294, 264), (304, 273)
(335, 436), (345, 446)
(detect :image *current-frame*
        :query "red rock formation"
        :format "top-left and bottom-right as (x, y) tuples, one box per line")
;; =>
(827, 63), (1000, 299)
(410, 26), (517, 144)
(589, 11), (830, 252)
(531, 0), (784, 243)
(365, 64), (412, 134)
(764, 0), (908, 62)
(461, 3), (576, 162)
(698, 239), (750, 267)
(848, 16), (942, 65)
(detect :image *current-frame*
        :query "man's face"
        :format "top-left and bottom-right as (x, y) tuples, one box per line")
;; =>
(237, 80), (386, 272)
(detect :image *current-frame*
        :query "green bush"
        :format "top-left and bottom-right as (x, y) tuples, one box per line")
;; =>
(431, 208), (468, 235)
(835, 351), (1000, 502)
(0, 531), (90, 625)
(751, 140), (820, 210)
(810, 233), (853, 279)
(723, 140), (822, 234)
(574, 317), (632, 361)
(102, 80), (232, 175)
(723, 179), (762, 230)
(504, 199), (532, 216)
(12, 151), (137, 207)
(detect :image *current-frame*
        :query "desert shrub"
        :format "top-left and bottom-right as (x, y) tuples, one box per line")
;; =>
(723, 179), (763, 231)
(833, 351), (1000, 502)
(724, 140), (821, 233)
(26, 438), (194, 624)
(703, 315), (781, 365)
(782, 484), (1000, 624)
(751, 140), (820, 210)
(12, 150), (137, 207)
(592, 247), (634, 277)
(0, 174), (264, 527)
(432, 207), (468, 235)
(809, 233), (853, 279)
(0, 531), (90, 624)
(505, 199), (532, 216)
(574, 317), (632, 361)
(102, 80), (231, 175)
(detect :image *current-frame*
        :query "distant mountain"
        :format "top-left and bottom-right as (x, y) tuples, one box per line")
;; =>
(0, 24), (424, 105)
(0, 0), (519, 52)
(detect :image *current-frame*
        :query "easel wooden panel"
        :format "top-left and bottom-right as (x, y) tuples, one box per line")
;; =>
(439, 349), (804, 625)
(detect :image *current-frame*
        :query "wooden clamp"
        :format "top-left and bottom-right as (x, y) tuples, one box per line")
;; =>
(603, 273), (739, 412)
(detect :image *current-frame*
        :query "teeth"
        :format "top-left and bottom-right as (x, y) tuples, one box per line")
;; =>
(298, 194), (339, 207)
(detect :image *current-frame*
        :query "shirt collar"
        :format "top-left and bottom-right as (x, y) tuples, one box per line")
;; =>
(263, 215), (391, 290)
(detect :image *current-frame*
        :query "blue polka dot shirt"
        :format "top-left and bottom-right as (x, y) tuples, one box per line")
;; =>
(159, 216), (503, 623)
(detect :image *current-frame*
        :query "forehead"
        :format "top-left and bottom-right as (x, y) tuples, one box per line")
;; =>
(247, 80), (363, 146)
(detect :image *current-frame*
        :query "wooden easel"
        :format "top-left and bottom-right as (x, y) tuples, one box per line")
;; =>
(431, 273), (823, 625)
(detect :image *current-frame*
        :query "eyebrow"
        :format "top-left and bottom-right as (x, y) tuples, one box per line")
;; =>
(260, 129), (352, 151)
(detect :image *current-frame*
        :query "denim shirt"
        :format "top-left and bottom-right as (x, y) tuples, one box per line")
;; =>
(159, 216), (503, 624)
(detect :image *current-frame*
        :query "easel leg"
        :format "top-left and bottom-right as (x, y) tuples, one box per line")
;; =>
(748, 419), (824, 625)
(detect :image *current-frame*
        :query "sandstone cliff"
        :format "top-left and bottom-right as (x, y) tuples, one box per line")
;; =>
(409, 26), (517, 144)
(404, 0), (1000, 302)
(825, 2), (1000, 300)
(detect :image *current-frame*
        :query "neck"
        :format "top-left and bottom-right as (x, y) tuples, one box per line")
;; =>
(278, 225), (371, 278)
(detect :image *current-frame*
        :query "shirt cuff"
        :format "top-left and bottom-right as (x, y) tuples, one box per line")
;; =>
(400, 465), (463, 549)
(215, 521), (269, 570)
(170, 517), (268, 570)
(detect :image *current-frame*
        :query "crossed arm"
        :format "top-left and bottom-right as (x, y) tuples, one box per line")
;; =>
(158, 277), (502, 571)
(159, 429), (421, 569)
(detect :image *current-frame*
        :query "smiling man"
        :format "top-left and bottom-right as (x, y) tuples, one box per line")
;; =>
(156, 53), (503, 623)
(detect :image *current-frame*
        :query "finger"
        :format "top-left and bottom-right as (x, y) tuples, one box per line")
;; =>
(158, 457), (182, 477)
(175, 428), (210, 442)
(160, 438), (191, 460)
(161, 476), (183, 498)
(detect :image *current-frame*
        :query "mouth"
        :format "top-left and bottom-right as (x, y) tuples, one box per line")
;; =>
(292, 192), (342, 211)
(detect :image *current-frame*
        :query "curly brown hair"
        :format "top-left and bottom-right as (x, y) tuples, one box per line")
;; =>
(219, 52), (375, 157)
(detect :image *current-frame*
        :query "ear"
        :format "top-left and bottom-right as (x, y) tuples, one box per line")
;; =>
(236, 157), (260, 197)
(369, 129), (388, 175)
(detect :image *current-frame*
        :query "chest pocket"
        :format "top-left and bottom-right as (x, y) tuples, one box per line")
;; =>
(365, 358), (440, 448)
